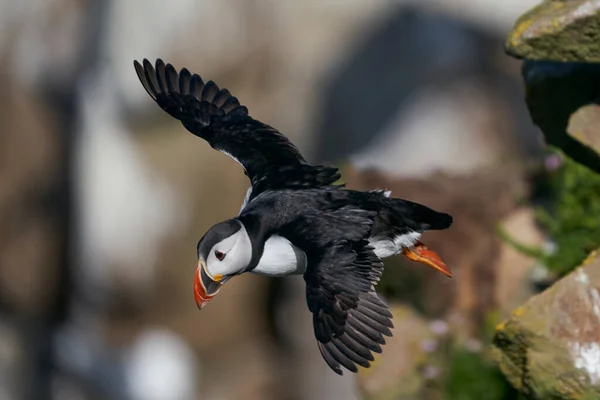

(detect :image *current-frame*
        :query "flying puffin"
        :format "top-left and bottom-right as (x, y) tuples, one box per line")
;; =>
(133, 59), (453, 375)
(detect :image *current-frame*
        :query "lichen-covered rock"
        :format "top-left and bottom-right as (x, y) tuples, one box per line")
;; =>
(506, 0), (600, 62)
(492, 250), (600, 399)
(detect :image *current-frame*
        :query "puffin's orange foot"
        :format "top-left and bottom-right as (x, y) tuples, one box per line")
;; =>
(402, 241), (452, 277)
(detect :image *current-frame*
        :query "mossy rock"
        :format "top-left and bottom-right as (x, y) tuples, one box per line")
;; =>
(507, 0), (600, 62)
(492, 251), (600, 399)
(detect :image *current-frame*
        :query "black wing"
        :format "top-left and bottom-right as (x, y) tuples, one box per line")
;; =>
(277, 205), (393, 375)
(305, 240), (393, 375)
(134, 59), (340, 198)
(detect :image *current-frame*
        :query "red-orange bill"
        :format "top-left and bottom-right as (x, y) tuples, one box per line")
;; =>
(194, 259), (222, 309)
(402, 241), (452, 277)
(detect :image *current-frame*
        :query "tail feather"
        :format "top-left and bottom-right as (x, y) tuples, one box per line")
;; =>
(389, 197), (453, 232)
(424, 210), (453, 231)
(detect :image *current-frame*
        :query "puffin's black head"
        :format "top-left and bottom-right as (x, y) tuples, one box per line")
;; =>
(194, 219), (252, 309)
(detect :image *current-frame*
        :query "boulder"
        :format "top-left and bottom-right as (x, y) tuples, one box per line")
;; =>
(506, 0), (600, 62)
(493, 250), (600, 399)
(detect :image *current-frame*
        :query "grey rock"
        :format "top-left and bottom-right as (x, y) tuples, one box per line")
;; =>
(493, 250), (600, 399)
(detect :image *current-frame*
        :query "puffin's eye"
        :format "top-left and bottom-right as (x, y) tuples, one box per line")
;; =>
(214, 250), (226, 261)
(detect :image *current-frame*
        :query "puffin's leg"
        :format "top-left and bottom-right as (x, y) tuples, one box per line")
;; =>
(402, 241), (452, 277)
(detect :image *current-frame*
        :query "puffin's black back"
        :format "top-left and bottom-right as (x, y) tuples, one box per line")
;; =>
(323, 189), (452, 238)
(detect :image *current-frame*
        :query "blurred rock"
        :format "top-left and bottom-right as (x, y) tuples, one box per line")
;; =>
(0, 66), (62, 317)
(495, 207), (545, 314)
(0, 321), (26, 400)
(357, 304), (432, 400)
(506, 0), (600, 62)
(348, 77), (518, 178)
(493, 250), (600, 399)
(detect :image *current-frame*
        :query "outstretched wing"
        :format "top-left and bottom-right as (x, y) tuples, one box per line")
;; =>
(304, 240), (393, 375)
(134, 59), (340, 198)
(276, 205), (392, 375)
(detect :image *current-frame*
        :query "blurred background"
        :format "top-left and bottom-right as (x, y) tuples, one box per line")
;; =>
(0, 0), (567, 399)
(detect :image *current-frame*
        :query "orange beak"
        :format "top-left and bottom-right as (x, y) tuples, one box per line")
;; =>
(194, 259), (222, 309)
(402, 241), (452, 277)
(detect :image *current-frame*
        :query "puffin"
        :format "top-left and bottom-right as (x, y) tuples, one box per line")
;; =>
(133, 59), (453, 375)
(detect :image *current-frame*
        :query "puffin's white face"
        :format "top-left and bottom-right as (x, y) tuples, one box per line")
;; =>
(205, 228), (252, 278)
(194, 219), (252, 309)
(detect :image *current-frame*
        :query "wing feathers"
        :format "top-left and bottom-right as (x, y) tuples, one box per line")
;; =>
(155, 59), (168, 93)
(165, 64), (179, 93)
(338, 333), (374, 361)
(345, 326), (383, 353)
(332, 338), (371, 367)
(357, 303), (394, 328)
(189, 74), (204, 98)
(318, 343), (345, 375)
(135, 58), (340, 201)
(347, 315), (387, 345)
(321, 342), (358, 373)
(142, 59), (159, 97)
(179, 67), (192, 95)
(202, 80), (219, 102)
(305, 240), (392, 375)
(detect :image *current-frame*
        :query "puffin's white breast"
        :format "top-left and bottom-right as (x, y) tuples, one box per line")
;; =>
(252, 235), (307, 277)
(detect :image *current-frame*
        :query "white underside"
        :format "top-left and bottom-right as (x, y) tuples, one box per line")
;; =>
(252, 235), (307, 277)
(252, 231), (421, 277)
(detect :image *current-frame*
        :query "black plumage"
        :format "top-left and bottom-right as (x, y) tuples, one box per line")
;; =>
(134, 59), (453, 375)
